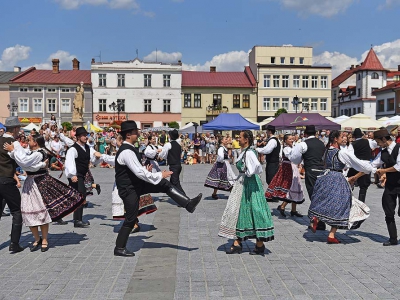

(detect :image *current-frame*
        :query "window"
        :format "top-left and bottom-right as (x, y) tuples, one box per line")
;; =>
(233, 94), (240, 108)
(184, 94), (191, 108)
(243, 94), (250, 108)
(357, 88), (361, 97)
(163, 99), (171, 112)
(353, 108), (356, 115)
(321, 76), (328, 89)
(99, 99), (107, 112)
(290, 57), (295, 64)
(263, 98), (270, 111)
(282, 98), (289, 110)
(213, 94), (222, 107)
(47, 88), (56, 93)
(263, 75), (270, 87)
(388, 98), (395, 111)
(47, 99), (56, 113)
(273, 98), (280, 110)
(144, 74), (151, 87)
(34, 88), (42, 92)
(341, 109), (344, 115)
(117, 74), (125, 87)
(293, 75), (300, 88)
(302, 98), (309, 110)
(61, 99), (70, 113)
(333, 90), (337, 100)
(271, 57), (275, 64)
(280, 57), (285, 64)
(194, 94), (201, 108)
(19, 87), (28, 92)
(19, 98), (28, 112)
(273, 75), (280, 88)
(311, 98), (318, 111)
(302, 76), (309, 88)
(358, 107), (361, 113)
(61, 88), (70, 93)
(118, 99), (125, 112)
(371, 72), (379, 79)
(163, 75), (171, 87)
(377, 100), (384, 112)
(282, 75), (289, 88)
(320, 98), (327, 111)
(33, 98), (42, 112)
(299, 57), (304, 64)
(312, 76), (318, 88)
(358, 73), (361, 80)
(144, 99), (152, 112)
(99, 74), (106, 87)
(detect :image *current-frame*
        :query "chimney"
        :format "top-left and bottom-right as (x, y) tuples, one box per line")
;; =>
(91, 58), (95, 64)
(356, 64), (360, 67)
(52, 59), (60, 74)
(398, 65), (400, 71)
(178, 60), (182, 66)
(210, 66), (216, 72)
(350, 65), (354, 70)
(14, 66), (21, 72)
(72, 58), (80, 70)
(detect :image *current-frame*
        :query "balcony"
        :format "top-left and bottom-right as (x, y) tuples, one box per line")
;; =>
(206, 105), (229, 116)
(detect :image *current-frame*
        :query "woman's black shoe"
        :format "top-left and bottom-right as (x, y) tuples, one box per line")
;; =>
(30, 237), (42, 252)
(41, 243), (49, 252)
(95, 184), (101, 195)
(249, 244), (265, 255)
(226, 243), (242, 254)
(290, 211), (303, 217)
(277, 205), (286, 217)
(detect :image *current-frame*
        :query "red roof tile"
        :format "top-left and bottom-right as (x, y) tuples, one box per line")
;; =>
(358, 48), (385, 71)
(182, 69), (255, 88)
(332, 67), (358, 88)
(10, 68), (91, 85)
(373, 81), (400, 94)
(387, 71), (400, 78)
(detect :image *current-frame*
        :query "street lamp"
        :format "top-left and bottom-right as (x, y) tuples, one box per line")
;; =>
(7, 102), (18, 116)
(109, 99), (124, 121)
(292, 95), (301, 113)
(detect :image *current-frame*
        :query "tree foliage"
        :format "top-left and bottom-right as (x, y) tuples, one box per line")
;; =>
(274, 108), (288, 117)
(168, 121), (180, 129)
(61, 121), (72, 131)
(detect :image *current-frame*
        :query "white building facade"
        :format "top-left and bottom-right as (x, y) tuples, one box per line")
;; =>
(91, 58), (182, 129)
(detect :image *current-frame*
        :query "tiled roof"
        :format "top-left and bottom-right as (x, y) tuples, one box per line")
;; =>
(358, 48), (385, 71)
(182, 68), (256, 88)
(387, 71), (400, 78)
(0, 71), (20, 84)
(373, 81), (400, 94)
(10, 68), (91, 85)
(332, 67), (358, 88)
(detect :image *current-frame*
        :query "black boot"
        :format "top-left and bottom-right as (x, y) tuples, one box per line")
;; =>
(316, 221), (326, 231)
(9, 224), (24, 252)
(74, 207), (89, 228)
(358, 189), (367, 203)
(383, 221), (398, 246)
(114, 226), (135, 257)
(166, 187), (202, 213)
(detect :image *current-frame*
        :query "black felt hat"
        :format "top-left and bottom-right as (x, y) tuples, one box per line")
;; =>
(75, 127), (88, 137)
(120, 120), (138, 132)
(353, 128), (363, 138)
(373, 129), (390, 139)
(169, 129), (179, 140)
(304, 125), (316, 134)
(266, 125), (275, 132)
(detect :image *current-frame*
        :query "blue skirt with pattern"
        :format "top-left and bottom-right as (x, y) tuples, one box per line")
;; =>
(308, 170), (352, 228)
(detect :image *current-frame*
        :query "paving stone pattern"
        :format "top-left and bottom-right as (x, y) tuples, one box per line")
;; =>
(0, 165), (399, 299)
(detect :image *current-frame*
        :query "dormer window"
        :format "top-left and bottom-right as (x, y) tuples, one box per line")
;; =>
(371, 72), (379, 79)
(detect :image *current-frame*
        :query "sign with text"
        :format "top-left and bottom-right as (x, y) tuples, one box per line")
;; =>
(19, 117), (42, 123)
(95, 114), (126, 122)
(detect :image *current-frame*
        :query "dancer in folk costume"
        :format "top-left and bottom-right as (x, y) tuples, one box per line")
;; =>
(4, 134), (85, 252)
(266, 134), (305, 218)
(144, 135), (162, 172)
(204, 135), (236, 199)
(219, 130), (274, 255)
(308, 131), (375, 244)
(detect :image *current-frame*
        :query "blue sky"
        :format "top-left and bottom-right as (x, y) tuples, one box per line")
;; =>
(1, 0), (400, 77)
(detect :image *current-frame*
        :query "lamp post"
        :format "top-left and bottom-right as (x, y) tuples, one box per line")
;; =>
(292, 95), (301, 113)
(109, 99), (124, 121)
(7, 102), (18, 116)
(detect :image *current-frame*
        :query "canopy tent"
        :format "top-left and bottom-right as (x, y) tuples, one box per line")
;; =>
(333, 115), (350, 124)
(383, 116), (400, 127)
(141, 126), (173, 133)
(245, 118), (260, 127)
(325, 116), (335, 121)
(0, 122), (6, 130)
(267, 113), (341, 130)
(202, 113), (260, 130)
(377, 117), (389, 121)
(259, 117), (275, 129)
(84, 123), (103, 133)
(340, 114), (382, 131)
(180, 122), (194, 130)
(23, 122), (40, 131)
(179, 125), (213, 134)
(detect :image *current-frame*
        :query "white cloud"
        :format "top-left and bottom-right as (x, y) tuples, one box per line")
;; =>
(361, 40), (400, 69)
(379, 0), (400, 9)
(183, 50), (249, 72)
(109, 0), (139, 9)
(0, 45), (31, 70)
(314, 51), (358, 78)
(143, 50), (182, 63)
(28, 50), (77, 70)
(54, 0), (107, 9)
(277, 0), (355, 17)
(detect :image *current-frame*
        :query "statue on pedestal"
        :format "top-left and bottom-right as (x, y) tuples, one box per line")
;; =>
(72, 82), (84, 122)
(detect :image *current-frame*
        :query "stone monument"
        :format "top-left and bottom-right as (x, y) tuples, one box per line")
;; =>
(72, 81), (84, 126)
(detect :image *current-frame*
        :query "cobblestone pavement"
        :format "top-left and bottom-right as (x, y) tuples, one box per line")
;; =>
(0, 165), (399, 300)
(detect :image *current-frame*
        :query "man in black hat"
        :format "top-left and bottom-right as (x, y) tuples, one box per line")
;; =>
(288, 125), (326, 229)
(256, 125), (281, 187)
(159, 129), (186, 194)
(0, 117), (26, 252)
(347, 128), (377, 203)
(372, 129), (400, 246)
(114, 120), (202, 256)
(65, 126), (102, 228)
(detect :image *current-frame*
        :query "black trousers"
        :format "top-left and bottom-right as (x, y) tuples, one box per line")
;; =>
(0, 177), (22, 226)
(265, 162), (280, 185)
(68, 176), (86, 221)
(118, 179), (171, 229)
(169, 164), (185, 195)
(382, 187), (400, 241)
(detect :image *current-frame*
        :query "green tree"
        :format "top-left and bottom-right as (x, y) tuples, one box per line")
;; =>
(274, 108), (287, 117)
(61, 121), (72, 131)
(168, 121), (179, 129)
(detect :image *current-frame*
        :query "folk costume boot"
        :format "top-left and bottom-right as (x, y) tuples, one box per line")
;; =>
(9, 223), (24, 253)
(114, 226), (135, 257)
(383, 221), (398, 246)
(167, 187), (202, 213)
(74, 207), (89, 228)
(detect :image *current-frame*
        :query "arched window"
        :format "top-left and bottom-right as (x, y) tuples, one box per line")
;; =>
(371, 72), (379, 79)
(357, 73), (361, 80)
